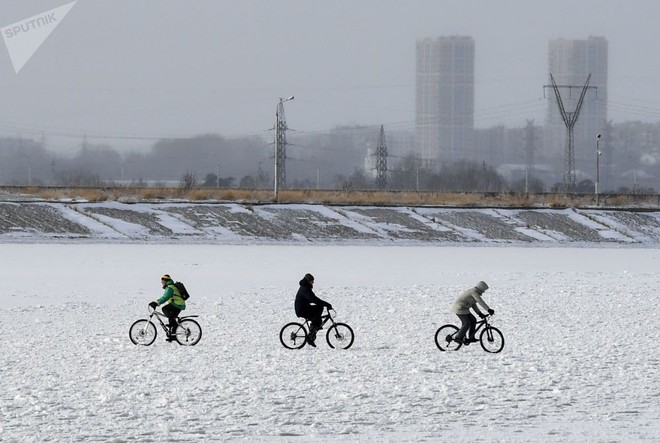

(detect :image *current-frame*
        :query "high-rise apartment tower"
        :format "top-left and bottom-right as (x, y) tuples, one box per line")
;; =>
(416, 36), (475, 166)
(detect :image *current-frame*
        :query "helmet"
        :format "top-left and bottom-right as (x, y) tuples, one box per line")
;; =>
(304, 273), (315, 283)
(476, 281), (489, 292)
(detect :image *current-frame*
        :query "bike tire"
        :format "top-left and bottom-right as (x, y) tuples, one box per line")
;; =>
(280, 322), (307, 349)
(434, 324), (461, 351)
(129, 319), (157, 346)
(480, 326), (504, 353)
(326, 322), (354, 349)
(175, 318), (202, 346)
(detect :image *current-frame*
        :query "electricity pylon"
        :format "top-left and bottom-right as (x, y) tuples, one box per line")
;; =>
(375, 125), (388, 189)
(274, 96), (294, 199)
(545, 73), (596, 189)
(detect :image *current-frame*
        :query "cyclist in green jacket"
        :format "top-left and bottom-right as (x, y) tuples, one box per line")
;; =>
(149, 274), (186, 340)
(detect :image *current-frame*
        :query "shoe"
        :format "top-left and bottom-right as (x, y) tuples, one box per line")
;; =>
(467, 338), (479, 343)
(306, 338), (316, 347)
(166, 335), (177, 342)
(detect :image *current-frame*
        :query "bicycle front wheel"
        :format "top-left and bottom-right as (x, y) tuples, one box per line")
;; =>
(434, 324), (461, 351)
(280, 322), (307, 349)
(326, 323), (354, 349)
(129, 319), (157, 346)
(175, 319), (202, 346)
(480, 326), (504, 353)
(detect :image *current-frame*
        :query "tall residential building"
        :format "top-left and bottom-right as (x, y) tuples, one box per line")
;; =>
(416, 36), (475, 166)
(546, 36), (608, 186)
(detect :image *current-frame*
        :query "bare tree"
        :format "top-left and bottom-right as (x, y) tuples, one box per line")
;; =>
(179, 171), (197, 190)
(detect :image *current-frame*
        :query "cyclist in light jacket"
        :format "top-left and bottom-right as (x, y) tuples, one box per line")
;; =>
(149, 274), (186, 340)
(451, 281), (494, 345)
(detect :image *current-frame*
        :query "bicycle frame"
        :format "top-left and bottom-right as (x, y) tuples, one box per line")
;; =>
(144, 309), (170, 333)
(144, 308), (197, 334)
(472, 315), (491, 335)
(303, 308), (337, 331)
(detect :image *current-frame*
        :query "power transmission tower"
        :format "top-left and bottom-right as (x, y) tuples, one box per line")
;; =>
(274, 97), (294, 198)
(375, 125), (388, 189)
(544, 73), (596, 189)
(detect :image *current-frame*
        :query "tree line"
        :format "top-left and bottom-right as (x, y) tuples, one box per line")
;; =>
(0, 131), (654, 194)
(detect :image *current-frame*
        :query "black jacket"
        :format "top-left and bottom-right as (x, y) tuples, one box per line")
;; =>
(295, 279), (331, 317)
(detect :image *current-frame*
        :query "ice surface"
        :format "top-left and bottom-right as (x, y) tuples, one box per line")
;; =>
(1, 244), (659, 442)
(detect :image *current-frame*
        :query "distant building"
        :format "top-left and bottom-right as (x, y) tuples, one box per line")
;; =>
(608, 120), (660, 192)
(416, 36), (475, 167)
(546, 36), (608, 186)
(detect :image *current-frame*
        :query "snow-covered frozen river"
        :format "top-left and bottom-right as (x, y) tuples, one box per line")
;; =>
(2, 244), (659, 442)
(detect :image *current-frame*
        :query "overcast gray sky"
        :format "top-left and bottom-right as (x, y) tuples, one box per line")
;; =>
(2, 0), (660, 153)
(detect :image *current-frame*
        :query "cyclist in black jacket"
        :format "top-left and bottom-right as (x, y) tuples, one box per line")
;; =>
(294, 273), (332, 347)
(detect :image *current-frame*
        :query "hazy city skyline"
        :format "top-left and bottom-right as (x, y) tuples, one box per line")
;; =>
(2, 0), (660, 154)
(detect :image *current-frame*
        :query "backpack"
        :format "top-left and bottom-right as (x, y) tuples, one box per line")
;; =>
(174, 281), (190, 300)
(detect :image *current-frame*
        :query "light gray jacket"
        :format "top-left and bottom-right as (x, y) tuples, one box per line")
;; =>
(451, 286), (491, 315)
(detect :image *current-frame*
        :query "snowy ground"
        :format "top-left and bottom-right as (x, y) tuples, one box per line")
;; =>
(3, 201), (660, 245)
(2, 244), (659, 442)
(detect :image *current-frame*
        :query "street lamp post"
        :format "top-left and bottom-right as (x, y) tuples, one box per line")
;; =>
(595, 133), (602, 205)
(274, 96), (294, 201)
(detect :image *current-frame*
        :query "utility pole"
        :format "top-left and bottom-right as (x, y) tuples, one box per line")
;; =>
(601, 120), (614, 191)
(274, 96), (294, 200)
(544, 74), (596, 190)
(375, 125), (388, 189)
(595, 133), (602, 205)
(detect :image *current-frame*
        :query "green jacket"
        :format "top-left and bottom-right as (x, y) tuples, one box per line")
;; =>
(157, 279), (186, 310)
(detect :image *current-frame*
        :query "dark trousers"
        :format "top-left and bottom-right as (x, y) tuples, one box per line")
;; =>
(301, 305), (324, 329)
(456, 313), (477, 341)
(162, 304), (181, 330)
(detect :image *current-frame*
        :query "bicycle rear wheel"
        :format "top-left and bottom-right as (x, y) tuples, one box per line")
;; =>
(326, 323), (354, 349)
(480, 326), (504, 353)
(280, 322), (307, 349)
(434, 324), (461, 351)
(175, 319), (202, 346)
(129, 319), (157, 346)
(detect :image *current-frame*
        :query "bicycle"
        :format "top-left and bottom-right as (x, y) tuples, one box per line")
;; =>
(435, 314), (504, 353)
(129, 307), (202, 346)
(279, 307), (354, 350)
